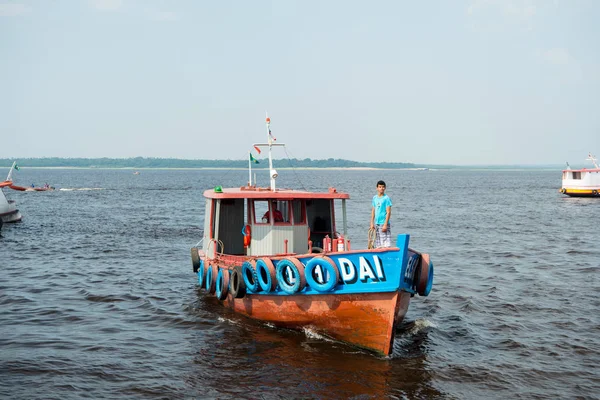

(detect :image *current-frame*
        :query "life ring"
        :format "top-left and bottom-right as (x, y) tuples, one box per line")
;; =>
(305, 256), (339, 292)
(593, 190), (598, 196)
(256, 257), (277, 292)
(242, 261), (260, 293)
(191, 247), (200, 272)
(215, 268), (230, 300)
(275, 258), (307, 294)
(229, 266), (246, 298)
(416, 254), (434, 297)
(197, 260), (206, 287)
(205, 262), (218, 294)
(243, 225), (251, 247)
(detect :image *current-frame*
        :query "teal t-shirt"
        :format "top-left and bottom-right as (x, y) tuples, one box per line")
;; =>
(372, 194), (392, 225)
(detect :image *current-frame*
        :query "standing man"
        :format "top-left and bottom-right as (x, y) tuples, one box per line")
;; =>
(370, 180), (392, 248)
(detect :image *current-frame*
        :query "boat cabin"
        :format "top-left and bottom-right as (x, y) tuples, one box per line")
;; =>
(562, 168), (600, 184)
(201, 186), (350, 257)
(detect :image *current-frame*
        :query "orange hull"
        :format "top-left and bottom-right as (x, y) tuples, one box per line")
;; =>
(223, 291), (412, 355)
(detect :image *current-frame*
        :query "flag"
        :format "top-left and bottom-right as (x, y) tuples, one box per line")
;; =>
(250, 153), (259, 164)
(269, 129), (276, 141)
(14, 164), (19, 171)
(254, 146), (261, 154)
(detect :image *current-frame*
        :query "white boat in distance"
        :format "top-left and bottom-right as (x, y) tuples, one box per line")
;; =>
(560, 153), (600, 197)
(1, 162), (23, 224)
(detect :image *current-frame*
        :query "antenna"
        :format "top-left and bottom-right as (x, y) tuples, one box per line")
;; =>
(586, 153), (599, 169)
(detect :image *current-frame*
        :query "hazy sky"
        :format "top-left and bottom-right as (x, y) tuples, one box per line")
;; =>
(1, 0), (599, 165)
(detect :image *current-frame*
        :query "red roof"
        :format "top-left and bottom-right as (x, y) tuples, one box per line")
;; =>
(203, 186), (350, 200)
(562, 168), (600, 173)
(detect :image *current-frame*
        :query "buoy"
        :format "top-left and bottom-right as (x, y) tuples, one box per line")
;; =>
(243, 225), (251, 247)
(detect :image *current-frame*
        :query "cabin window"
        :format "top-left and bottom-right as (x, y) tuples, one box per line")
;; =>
(292, 200), (305, 224)
(572, 172), (581, 180)
(253, 200), (291, 224)
(254, 201), (269, 224)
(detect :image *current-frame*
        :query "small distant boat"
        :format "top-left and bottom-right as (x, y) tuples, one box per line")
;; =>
(189, 115), (434, 356)
(10, 184), (55, 192)
(560, 153), (600, 197)
(133, 171), (140, 175)
(1, 163), (23, 224)
(2, 162), (55, 192)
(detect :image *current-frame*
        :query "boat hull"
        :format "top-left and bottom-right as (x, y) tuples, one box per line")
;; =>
(1, 189), (22, 223)
(191, 234), (434, 355)
(560, 187), (600, 197)
(1, 209), (23, 223)
(224, 291), (411, 355)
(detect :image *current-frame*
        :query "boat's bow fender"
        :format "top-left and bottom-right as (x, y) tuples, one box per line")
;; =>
(191, 247), (200, 272)
(305, 256), (339, 292)
(275, 257), (306, 294)
(416, 254), (434, 297)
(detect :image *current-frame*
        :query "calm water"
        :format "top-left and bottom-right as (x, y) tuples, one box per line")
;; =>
(1, 168), (599, 399)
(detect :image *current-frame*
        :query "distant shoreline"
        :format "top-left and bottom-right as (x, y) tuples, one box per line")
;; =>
(0, 165), (565, 171)
(0, 157), (569, 170)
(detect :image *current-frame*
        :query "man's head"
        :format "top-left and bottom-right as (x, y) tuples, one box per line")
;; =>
(376, 180), (386, 195)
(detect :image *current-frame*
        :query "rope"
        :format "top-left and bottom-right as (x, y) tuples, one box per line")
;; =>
(367, 228), (376, 249)
(283, 147), (309, 192)
(213, 150), (253, 188)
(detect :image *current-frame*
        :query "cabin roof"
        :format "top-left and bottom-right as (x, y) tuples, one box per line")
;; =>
(203, 186), (350, 200)
(562, 168), (600, 173)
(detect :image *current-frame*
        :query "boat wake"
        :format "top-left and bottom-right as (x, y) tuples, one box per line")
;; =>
(301, 326), (333, 342)
(59, 188), (104, 191)
(407, 318), (437, 335)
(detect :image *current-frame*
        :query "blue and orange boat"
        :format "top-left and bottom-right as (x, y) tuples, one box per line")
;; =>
(190, 116), (434, 356)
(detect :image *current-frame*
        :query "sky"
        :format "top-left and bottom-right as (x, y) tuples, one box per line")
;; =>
(1, 0), (599, 165)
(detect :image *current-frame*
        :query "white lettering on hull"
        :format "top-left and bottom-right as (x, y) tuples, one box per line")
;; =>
(337, 255), (385, 284)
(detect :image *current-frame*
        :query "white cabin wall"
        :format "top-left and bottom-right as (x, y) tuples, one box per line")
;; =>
(563, 170), (600, 187)
(249, 226), (298, 256)
(293, 225), (309, 254)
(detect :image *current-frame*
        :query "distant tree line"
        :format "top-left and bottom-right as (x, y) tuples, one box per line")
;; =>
(0, 157), (419, 169)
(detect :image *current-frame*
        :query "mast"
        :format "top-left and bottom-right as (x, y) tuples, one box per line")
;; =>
(266, 113), (276, 190)
(586, 153), (599, 169)
(6, 161), (17, 182)
(248, 151), (252, 186)
(253, 114), (285, 191)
